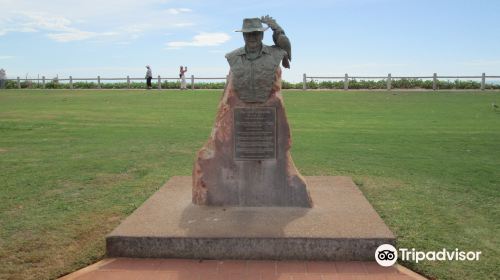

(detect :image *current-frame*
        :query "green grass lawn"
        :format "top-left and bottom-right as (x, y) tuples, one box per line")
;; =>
(0, 89), (499, 280)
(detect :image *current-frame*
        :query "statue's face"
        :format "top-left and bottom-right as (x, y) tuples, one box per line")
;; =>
(243, 31), (263, 51)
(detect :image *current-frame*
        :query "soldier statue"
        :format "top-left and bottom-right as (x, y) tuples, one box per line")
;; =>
(193, 16), (311, 208)
(225, 16), (291, 103)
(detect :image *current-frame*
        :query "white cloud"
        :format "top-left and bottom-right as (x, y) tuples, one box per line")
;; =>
(173, 22), (196, 27)
(166, 32), (230, 49)
(0, 1), (198, 42)
(0, 11), (93, 42)
(0, 27), (37, 36)
(0, 11), (120, 42)
(0, 56), (15, 60)
(47, 31), (118, 42)
(18, 11), (73, 31)
(164, 8), (192, 14)
(122, 24), (153, 34)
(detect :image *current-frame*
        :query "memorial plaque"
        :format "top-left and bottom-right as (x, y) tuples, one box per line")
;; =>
(234, 107), (276, 160)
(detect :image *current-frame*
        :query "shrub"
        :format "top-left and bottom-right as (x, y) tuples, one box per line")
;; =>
(3, 78), (499, 90)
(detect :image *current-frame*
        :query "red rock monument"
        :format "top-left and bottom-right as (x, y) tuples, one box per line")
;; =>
(192, 17), (312, 207)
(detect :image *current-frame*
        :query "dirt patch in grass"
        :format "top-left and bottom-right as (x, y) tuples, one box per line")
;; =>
(106, 215), (121, 223)
(0, 148), (7, 153)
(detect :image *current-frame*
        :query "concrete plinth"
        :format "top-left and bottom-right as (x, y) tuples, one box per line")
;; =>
(106, 176), (395, 260)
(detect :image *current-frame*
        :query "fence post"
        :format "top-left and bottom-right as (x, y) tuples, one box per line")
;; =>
(158, 75), (161, 90)
(42, 76), (46, 89)
(387, 73), (392, 90)
(97, 76), (101, 89)
(191, 75), (195, 90)
(69, 76), (73, 89)
(17, 77), (20, 89)
(303, 73), (307, 90)
(481, 73), (485, 90)
(127, 76), (130, 89)
(344, 73), (349, 90)
(432, 73), (437, 91)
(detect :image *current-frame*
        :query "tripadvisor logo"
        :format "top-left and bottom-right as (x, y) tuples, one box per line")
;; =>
(375, 244), (482, 266)
(375, 244), (398, 267)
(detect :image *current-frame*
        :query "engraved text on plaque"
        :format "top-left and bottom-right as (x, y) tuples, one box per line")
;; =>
(234, 107), (276, 160)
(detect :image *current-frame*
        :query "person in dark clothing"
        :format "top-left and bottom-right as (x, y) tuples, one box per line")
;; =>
(145, 65), (152, 89)
(0, 68), (6, 89)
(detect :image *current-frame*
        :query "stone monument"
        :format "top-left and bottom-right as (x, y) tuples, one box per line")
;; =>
(106, 16), (395, 261)
(192, 16), (312, 207)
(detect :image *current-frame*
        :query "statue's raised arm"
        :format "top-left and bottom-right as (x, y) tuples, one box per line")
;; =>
(261, 15), (291, 68)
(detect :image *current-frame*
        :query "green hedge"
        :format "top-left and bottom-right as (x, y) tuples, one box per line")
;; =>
(304, 78), (500, 90)
(3, 78), (500, 90)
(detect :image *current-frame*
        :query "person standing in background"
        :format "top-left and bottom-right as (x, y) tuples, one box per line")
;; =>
(0, 68), (6, 89)
(145, 65), (153, 89)
(179, 66), (188, 90)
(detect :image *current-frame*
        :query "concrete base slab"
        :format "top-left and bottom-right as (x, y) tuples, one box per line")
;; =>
(106, 176), (395, 260)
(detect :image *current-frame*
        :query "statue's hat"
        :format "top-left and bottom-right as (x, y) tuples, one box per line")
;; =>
(235, 18), (269, 32)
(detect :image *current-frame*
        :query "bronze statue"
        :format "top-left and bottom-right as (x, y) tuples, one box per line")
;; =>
(225, 16), (292, 103)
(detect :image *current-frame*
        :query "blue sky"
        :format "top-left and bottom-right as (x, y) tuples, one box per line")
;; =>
(1, 0), (499, 82)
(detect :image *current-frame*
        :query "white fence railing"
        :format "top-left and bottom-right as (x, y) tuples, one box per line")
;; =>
(303, 73), (500, 90)
(2, 75), (227, 90)
(2, 73), (500, 90)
